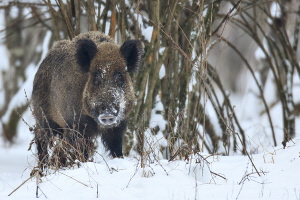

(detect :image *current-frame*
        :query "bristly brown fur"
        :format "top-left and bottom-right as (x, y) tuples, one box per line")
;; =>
(32, 31), (143, 169)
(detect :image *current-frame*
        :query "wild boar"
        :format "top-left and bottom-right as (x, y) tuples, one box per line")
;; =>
(31, 32), (143, 167)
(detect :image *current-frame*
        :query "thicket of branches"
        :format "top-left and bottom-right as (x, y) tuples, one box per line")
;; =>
(0, 0), (299, 160)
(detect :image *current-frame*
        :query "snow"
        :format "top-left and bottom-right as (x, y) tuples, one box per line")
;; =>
(159, 64), (165, 79)
(143, 76), (149, 103)
(270, 2), (281, 18)
(149, 95), (167, 131)
(141, 26), (153, 42)
(255, 46), (266, 60)
(255, 38), (269, 60)
(294, 73), (300, 103)
(1, 132), (300, 199)
(133, 12), (153, 42)
(41, 31), (52, 62)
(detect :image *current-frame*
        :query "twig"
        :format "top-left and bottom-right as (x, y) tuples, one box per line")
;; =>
(36, 185), (38, 198)
(15, 109), (34, 132)
(239, 171), (268, 185)
(8, 175), (33, 196)
(210, 171), (227, 180)
(194, 152), (226, 183)
(138, 11), (190, 61)
(235, 132), (261, 177)
(126, 162), (140, 188)
(97, 184), (99, 198)
(168, 144), (188, 162)
(195, 152), (211, 164)
(55, 0), (75, 39)
(58, 171), (91, 187)
(0, 1), (58, 9)
(95, 152), (113, 174)
(212, 0), (241, 36)
(144, 133), (169, 176)
(36, 186), (47, 198)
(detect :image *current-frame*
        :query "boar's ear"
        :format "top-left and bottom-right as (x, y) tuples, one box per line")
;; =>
(76, 38), (98, 72)
(120, 40), (143, 73)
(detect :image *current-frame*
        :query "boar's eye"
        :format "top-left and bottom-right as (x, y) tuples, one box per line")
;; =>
(93, 71), (102, 86)
(114, 71), (124, 86)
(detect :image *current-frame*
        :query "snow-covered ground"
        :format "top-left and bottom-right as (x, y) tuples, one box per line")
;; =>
(1, 134), (299, 200)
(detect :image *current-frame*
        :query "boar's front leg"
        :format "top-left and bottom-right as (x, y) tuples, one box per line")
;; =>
(101, 120), (126, 158)
(68, 116), (98, 161)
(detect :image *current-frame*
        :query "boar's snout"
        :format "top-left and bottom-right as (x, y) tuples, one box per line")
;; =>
(93, 88), (128, 127)
(98, 104), (120, 126)
(98, 114), (117, 126)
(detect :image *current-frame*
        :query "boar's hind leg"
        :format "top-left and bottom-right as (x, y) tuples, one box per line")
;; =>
(35, 130), (49, 169)
(102, 121), (126, 158)
(35, 120), (62, 169)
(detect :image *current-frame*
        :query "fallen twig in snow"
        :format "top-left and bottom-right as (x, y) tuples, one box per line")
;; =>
(8, 168), (43, 196)
(58, 171), (91, 187)
(96, 152), (114, 174)
(126, 162), (140, 188)
(239, 171), (268, 185)
(8, 175), (32, 196)
(210, 171), (227, 180)
(235, 132), (261, 177)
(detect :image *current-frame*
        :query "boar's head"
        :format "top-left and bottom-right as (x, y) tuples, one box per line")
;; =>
(76, 38), (143, 127)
